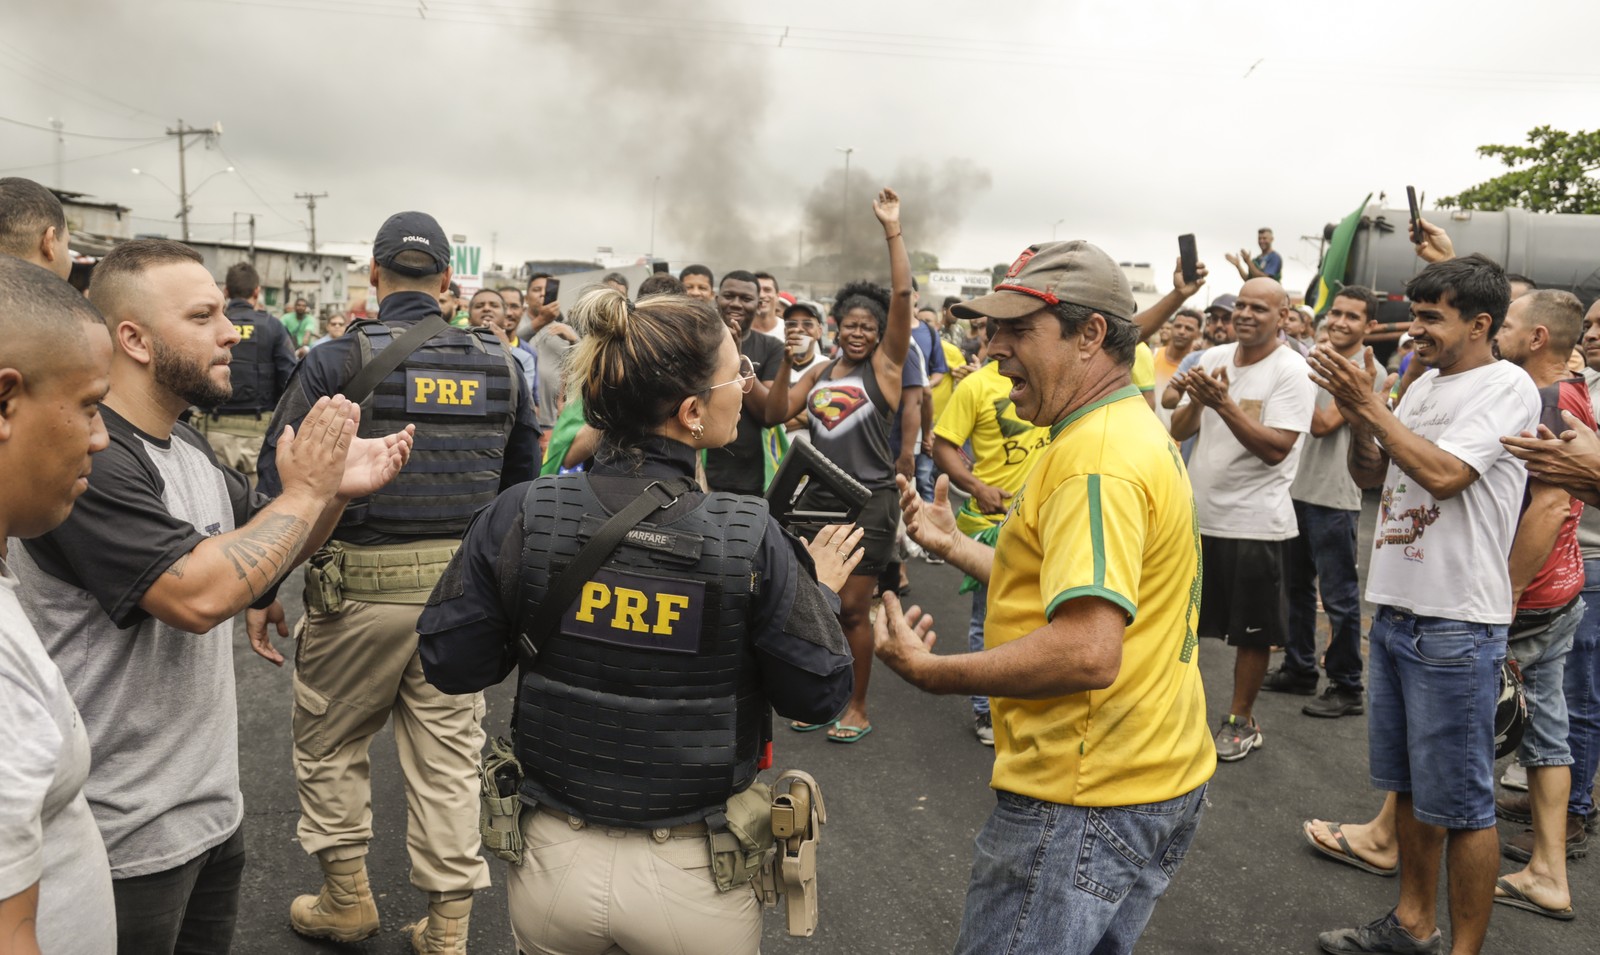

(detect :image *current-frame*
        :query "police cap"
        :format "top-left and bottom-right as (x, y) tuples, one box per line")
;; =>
(374, 211), (451, 276)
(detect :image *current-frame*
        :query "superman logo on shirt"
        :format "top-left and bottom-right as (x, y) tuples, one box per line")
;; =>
(810, 386), (868, 432)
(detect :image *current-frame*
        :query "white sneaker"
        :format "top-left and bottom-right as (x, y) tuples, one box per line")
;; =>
(1500, 762), (1528, 792)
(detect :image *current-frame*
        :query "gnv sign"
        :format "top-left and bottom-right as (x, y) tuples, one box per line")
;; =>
(453, 245), (483, 295)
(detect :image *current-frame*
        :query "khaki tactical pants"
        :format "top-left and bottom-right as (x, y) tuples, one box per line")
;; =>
(292, 596), (491, 894)
(507, 810), (761, 955)
(196, 413), (269, 481)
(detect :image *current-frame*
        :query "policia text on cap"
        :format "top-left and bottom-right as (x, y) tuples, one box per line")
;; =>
(417, 286), (856, 954)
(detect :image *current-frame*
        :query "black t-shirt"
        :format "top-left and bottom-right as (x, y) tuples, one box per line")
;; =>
(703, 332), (783, 495)
(21, 406), (258, 627)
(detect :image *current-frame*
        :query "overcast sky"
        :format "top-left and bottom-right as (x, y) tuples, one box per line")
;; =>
(6, 0), (1600, 299)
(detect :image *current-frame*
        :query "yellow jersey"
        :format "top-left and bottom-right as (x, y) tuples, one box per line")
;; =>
(1133, 342), (1156, 394)
(932, 363), (1052, 537)
(985, 384), (1215, 806)
(929, 339), (969, 423)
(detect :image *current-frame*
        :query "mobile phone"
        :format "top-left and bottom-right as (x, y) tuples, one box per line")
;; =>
(652, 260), (670, 274)
(1406, 186), (1423, 245)
(1178, 234), (1198, 286)
(543, 278), (560, 306)
(1540, 392), (1568, 436)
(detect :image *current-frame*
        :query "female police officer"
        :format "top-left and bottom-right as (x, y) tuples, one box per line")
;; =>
(417, 286), (858, 955)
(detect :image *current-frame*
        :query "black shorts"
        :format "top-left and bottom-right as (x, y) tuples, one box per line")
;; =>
(1198, 535), (1289, 649)
(799, 484), (898, 577)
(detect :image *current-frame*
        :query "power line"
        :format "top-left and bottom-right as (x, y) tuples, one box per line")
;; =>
(0, 114), (165, 141)
(0, 37), (169, 122)
(0, 138), (165, 175)
(190, 0), (1600, 89)
(212, 142), (304, 229)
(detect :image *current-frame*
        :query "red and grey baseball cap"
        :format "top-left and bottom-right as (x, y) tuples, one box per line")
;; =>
(373, 211), (450, 277)
(953, 240), (1136, 323)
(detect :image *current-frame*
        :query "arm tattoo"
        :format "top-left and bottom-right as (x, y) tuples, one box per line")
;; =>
(163, 552), (191, 579)
(218, 512), (312, 599)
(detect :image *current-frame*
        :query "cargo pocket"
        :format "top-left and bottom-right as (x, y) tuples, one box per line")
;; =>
(292, 677), (334, 759)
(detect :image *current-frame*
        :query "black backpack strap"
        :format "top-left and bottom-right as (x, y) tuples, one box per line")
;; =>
(340, 314), (451, 404)
(517, 475), (699, 665)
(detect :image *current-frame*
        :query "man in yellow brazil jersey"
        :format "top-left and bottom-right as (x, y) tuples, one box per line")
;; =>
(876, 239), (1216, 955)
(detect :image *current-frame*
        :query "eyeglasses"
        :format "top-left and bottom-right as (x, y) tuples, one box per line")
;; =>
(706, 355), (757, 394)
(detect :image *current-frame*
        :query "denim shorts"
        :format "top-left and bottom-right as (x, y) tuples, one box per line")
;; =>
(1367, 606), (1507, 830)
(1509, 598), (1583, 768)
(953, 784), (1207, 955)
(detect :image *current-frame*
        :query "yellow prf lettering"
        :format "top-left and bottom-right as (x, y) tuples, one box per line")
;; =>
(438, 379), (460, 404)
(610, 588), (650, 632)
(413, 377), (437, 403)
(575, 581), (609, 622)
(233, 323), (254, 339)
(652, 593), (689, 635)
(458, 379), (480, 404)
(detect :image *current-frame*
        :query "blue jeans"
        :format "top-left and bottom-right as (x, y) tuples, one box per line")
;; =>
(915, 452), (937, 502)
(969, 583), (989, 717)
(1509, 599), (1581, 768)
(1567, 560), (1600, 817)
(1284, 501), (1364, 690)
(1367, 607), (1507, 829)
(953, 784), (1208, 955)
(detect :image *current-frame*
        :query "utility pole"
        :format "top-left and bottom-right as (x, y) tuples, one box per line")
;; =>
(295, 191), (328, 253)
(491, 231), (498, 270)
(166, 119), (220, 243)
(835, 147), (853, 289)
(49, 118), (64, 189)
(649, 175), (660, 261)
(248, 214), (256, 263)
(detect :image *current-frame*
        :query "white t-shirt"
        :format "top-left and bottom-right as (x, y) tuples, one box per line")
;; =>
(0, 558), (117, 954)
(1365, 360), (1539, 624)
(1182, 342), (1317, 540)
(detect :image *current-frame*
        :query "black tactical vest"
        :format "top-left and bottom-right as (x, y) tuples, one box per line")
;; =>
(338, 318), (519, 538)
(212, 300), (281, 414)
(512, 474), (770, 828)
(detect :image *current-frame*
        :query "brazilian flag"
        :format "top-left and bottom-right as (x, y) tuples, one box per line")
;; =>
(762, 426), (790, 491)
(540, 397), (587, 476)
(1311, 193), (1373, 316)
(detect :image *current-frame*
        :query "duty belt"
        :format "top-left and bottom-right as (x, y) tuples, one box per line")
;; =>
(534, 803), (711, 838)
(334, 540), (460, 604)
(196, 411), (273, 436)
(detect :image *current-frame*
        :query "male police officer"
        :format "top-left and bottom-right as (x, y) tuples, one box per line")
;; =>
(196, 261), (297, 483)
(258, 211), (541, 954)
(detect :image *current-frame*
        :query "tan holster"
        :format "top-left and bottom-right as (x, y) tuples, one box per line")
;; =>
(764, 770), (827, 937)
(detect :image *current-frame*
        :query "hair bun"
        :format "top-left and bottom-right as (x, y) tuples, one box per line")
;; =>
(570, 285), (630, 340)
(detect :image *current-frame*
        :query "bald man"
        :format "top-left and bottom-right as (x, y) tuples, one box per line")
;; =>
(0, 256), (115, 955)
(8, 238), (412, 952)
(1170, 276), (1317, 762)
(0, 177), (71, 281)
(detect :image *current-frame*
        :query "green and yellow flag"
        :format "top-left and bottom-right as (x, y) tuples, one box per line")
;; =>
(1311, 193), (1373, 316)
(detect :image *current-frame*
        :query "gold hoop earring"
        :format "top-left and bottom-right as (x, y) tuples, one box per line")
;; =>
(691, 423), (705, 441)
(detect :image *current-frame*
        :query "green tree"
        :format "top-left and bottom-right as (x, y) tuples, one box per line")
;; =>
(910, 249), (940, 273)
(992, 263), (1008, 287)
(1438, 126), (1600, 214)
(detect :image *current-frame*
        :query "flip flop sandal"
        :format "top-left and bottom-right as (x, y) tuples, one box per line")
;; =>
(789, 720), (836, 733)
(1494, 876), (1575, 921)
(1301, 820), (1399, 877)
(826, 724), (873, 744)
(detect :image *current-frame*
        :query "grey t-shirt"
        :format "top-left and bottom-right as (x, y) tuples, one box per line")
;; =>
(528, 325), (574, 430)
(1290, 360), (1388, 512)
(12, 407), (248, 878)
(0, 559), (116, 952)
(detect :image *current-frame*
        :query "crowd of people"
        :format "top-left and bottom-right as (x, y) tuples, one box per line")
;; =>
(2, 166), (1600, 955)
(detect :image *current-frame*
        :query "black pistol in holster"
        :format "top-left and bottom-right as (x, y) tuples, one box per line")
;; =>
(765, 770), (827, 937)
(478, 736), (525, 864)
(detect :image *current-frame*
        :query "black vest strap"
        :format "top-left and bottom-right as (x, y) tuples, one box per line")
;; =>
(341, 314), (451, 403)
(517, 475), (698, 665)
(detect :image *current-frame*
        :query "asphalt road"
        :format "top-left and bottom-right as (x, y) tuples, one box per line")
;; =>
(231, 499), (1597, 954)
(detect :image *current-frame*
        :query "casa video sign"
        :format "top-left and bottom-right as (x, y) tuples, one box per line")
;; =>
(926, 270), (993, 301)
